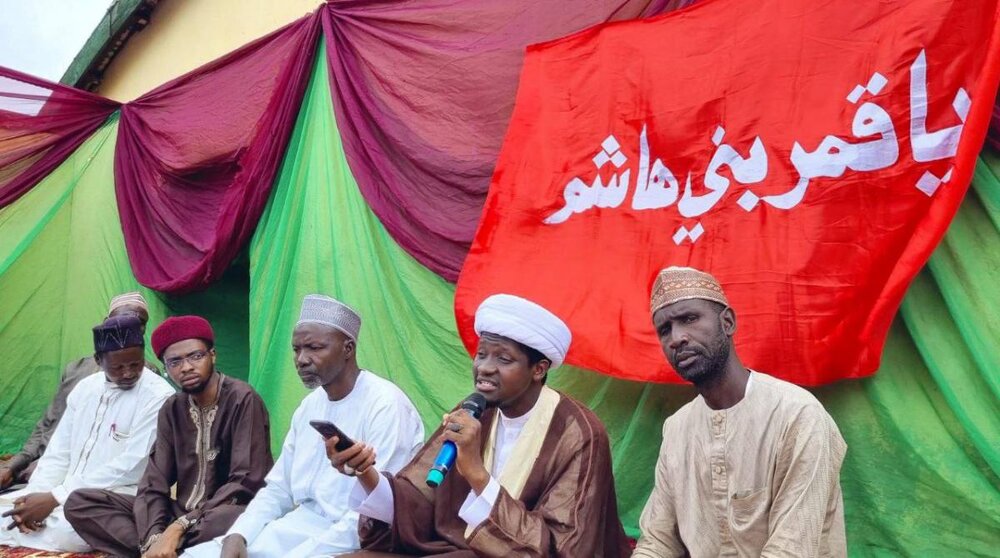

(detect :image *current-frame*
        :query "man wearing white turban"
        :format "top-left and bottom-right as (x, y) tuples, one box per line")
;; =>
(330, 294), (631, 558)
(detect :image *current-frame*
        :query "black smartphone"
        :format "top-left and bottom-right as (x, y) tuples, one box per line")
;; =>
(309, 420), (356, 451)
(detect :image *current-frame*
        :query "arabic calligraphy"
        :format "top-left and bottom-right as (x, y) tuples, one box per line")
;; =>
(543, 49), (970, 244)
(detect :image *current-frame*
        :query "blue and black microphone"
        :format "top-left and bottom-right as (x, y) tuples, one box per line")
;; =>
(426, 392), (488, 487)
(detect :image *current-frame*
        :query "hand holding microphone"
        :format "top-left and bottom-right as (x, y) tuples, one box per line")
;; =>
(427, 393), (488, 491)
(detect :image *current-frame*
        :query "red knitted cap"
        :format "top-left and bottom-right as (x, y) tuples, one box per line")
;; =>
(151, 315), (215, 359)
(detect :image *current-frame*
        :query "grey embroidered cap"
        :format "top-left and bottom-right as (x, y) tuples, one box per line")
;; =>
(297, 294), (362, 340)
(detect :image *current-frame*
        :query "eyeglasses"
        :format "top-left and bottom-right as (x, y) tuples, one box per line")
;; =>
(165, 350), (209, 370)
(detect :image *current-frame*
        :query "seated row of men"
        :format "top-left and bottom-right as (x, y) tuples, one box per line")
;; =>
(0, 266), (848, 557)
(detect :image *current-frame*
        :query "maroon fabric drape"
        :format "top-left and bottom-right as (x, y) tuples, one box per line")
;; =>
(322, 0), (698, 281)
(115, 12), (320, 293)
(0, 67), (119, 208)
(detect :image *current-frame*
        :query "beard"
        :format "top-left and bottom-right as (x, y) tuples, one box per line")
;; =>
(181, 380), (208, 394)
(672, 327), (731, 386)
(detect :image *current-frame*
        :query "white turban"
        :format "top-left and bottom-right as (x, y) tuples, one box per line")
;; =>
(474, 294), (571, 368)
(297, 294), (362, 340)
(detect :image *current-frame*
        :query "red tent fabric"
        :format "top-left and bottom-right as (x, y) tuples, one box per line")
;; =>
(0, 67), (119, 208)
(114, 12), (320, 293)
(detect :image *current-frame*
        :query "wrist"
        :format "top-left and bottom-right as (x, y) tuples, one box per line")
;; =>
(467, 466), (491, 494)
(358, 467), (380, 493)
(163, 522), (185, 539)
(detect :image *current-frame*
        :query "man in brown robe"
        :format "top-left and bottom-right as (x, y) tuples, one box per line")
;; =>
(632, 267), (847, 557)
(64, 315), (273, 557)
(0, 292), (154, 492)
(332, 294), (630, 558)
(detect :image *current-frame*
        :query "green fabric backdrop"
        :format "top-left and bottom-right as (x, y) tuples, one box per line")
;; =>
(0, 50), (996, 556)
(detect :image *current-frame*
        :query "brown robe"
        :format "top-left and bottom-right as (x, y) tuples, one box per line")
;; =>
(350, 392), (630, 558)
(65, 374), (273, 556)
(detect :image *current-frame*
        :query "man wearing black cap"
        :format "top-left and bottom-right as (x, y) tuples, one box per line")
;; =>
(0, 291), (155, 492)
(65, 315), (273, 558)
(0, 314), (174, 553)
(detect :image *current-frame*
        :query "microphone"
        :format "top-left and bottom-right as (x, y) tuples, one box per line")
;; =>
(426, 393), (488, 487)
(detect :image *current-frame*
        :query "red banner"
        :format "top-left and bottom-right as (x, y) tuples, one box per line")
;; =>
(455, 0), (1000, 385)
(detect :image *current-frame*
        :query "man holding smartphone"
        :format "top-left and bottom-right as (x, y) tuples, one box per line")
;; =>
(186, 295), (424, 558)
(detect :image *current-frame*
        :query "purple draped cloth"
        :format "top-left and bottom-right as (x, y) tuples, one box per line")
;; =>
(0, 67), (119, 208)
(114, 12), (320, 293)
(323, 0), (698, 281)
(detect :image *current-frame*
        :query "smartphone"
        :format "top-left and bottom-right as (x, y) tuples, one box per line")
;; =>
(309, 420), (356, 451)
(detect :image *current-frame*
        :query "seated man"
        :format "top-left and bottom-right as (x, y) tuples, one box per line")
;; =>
(632, 266), (847, 557)
(333, 294), (631, 558)
(65, 315), (274, 557)
(184, 294), (425, 557)
(0, 292), (154, 492)
(0, 314), (174, 553)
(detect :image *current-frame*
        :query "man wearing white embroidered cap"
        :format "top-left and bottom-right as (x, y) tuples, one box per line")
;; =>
(331, 294), (630, 558)
(188, 294), (424, 558)
(633, 266), (847, 557)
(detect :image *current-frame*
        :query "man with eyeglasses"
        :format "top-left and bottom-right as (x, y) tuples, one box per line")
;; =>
(0, 314), (174, 553)
(65, 315), (273, 558)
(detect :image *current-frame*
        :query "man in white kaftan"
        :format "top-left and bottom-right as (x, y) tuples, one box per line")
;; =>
(0, 314), (174, 553)
(185, 294), (424, 558)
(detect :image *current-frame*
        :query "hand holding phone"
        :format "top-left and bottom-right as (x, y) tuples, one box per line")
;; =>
(309, 420), (356, 452)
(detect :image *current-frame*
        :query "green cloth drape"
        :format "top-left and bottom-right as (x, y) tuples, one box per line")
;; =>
(0, 116), (169, 450)
(246, 52), (999, 554)
(0, 47), (995, 556)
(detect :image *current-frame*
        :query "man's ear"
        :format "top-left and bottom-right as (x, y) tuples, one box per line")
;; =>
(721, 306), (737, 336)
(343, 337), (357, 359)
(532, 359), (551, 383)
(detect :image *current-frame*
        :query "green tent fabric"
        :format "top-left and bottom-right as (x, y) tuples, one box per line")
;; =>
(0, 43), (996, 556)
(0, 115), (169, 451)
(246, 52), (999, 553)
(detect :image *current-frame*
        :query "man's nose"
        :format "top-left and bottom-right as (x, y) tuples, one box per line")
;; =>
(667, 328), (689, 350)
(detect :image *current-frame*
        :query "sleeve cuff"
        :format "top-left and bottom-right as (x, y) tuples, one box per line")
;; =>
(458, 477), (500, 529)
(350, 474), (394, 524)
(2, 454), (30, 475)
(50, 485), (70, 505)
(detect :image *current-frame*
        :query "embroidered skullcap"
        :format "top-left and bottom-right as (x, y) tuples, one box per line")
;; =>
(108, 292), (149, 323)
(151, 315), (215, 359)
(93, 314), (145, 354)
(650, 266), (730, 316)
(297, 295), (362, 341)
(107, 292), (148, 315)
(474, 294), (572, 368)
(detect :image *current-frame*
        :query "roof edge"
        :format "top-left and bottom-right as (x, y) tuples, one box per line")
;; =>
(60, 0), (160, 91)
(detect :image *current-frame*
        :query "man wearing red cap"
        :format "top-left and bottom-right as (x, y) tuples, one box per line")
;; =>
(65, 315), (273, 558)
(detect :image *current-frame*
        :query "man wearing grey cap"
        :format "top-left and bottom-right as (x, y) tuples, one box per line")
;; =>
(190, 295), (424, 558)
